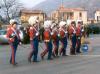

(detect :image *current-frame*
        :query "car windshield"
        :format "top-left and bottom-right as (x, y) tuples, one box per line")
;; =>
(0, 30), (7, 35)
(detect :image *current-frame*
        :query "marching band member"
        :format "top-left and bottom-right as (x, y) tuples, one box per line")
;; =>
(28, 16), (39, 63)
(59, 21), (68, 56)
(6, 19), (21, 65)
(41, 20), (53, 60)
(68, 21), (77, 55)
(76, 20), (82, 53)
(51, 23), (59, 57)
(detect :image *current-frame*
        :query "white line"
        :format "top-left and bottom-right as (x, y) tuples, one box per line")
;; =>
(68, 55), (100, 57)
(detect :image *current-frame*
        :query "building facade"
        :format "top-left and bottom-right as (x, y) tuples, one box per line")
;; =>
(20, 9), (46, 24)
(95, 10), (100, 23)
(51, 5), (88, 24)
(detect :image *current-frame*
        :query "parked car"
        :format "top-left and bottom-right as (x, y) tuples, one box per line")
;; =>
(0, 30), (8, 44)
(0, 29), (24, 44)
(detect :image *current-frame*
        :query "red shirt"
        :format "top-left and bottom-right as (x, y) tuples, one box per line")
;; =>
(29, 27), (37, 40)
(44, 29), (51, 42)
(59, 28), (65, 38)
(51, 28), (58, 40)
(76, 27), (81, 36)
(6, 27), (20, 43)
(68, 26), (76, 35)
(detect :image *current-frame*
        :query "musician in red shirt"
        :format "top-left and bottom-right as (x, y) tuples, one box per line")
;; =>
(68, 21), (77, 55)
(41, 20), (53, 60)
(51, 23), (59, 57)
(76, 21), (82, 53)
(6, 19), (21, 65)
(28, 16), (39, 63)
(59, 21), (68, 56)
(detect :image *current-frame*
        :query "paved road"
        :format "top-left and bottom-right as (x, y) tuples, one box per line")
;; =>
(0, 34), (100, 74)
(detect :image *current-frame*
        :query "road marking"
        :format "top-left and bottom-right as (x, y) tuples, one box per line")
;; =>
(68, 55), (100, 57)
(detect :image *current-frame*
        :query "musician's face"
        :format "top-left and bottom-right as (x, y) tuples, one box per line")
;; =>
(34, 24), (37, 27)
(13, 24), (17, 29)
(78, 24), (81, 27)
(62, 25), (65, 28)
(71, 24), (75, 27)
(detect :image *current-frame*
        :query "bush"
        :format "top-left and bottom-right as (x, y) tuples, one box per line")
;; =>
(86, 24), (100, 34)
(22, 32), (30, 44)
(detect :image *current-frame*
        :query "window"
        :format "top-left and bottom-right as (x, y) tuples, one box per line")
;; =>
(0, 30), (7, 35)
(79, 12), (82, 17)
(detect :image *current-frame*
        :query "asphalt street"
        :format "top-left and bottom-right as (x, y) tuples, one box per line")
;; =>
(0, 34), (100, 74)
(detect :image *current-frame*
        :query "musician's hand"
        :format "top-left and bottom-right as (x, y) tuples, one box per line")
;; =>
(30, 38), (33, 41)
(51, 32), (54, 35)
(36, 32), (39, 36)
(9, 38), (14, 42)
(65, 31), (68, 34)
(70, 42), (72, 46)
(58, 34), (60, 37)
(19, 42), (22, 45)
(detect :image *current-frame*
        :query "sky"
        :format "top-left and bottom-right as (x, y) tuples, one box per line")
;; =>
(19, 0), (46, 8)
(0, 0), (46, 18)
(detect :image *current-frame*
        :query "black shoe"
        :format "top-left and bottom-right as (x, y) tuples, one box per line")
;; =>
(28, 58), (31, 63)
(47, 58), (53, 60)
(52, 53), (56, 58)
(70, 53), (76, 55)
(12, 62), (18, 66)
(33, 60), (40, 62)
(41, 54), (44, 60)
(62, 54), (68, 56)
(76, 51), (81, 53)
(54, 55), (59, 58)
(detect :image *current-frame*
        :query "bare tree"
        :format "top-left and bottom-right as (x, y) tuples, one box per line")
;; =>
(0, 0), (22, 23)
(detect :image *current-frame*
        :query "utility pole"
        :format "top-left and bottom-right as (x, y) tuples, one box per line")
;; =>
(61, 0), (64, 21)
(61, 0), (63, 6)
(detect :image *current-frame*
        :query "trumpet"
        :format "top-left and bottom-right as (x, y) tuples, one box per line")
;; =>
(10, 33), (16, 38)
